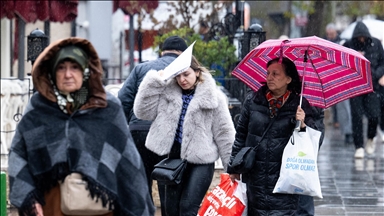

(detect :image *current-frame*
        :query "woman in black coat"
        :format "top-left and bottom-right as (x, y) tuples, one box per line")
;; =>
(228, 57), (318, 215)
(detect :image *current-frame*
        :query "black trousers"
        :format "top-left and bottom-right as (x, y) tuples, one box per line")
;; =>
(296, 195), (314, 216)
(349, 92), (381, 149)
(164, 142), (215, 216)
(130, 130), (166, 215)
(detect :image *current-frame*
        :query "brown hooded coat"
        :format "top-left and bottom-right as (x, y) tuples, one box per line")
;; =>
(9, 37), (155, 216)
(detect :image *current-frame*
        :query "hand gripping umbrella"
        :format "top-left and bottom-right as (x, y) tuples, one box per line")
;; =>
(232, 36), (373, 129)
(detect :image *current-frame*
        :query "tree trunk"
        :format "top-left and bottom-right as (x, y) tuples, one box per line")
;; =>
(303, 1), (325, 37)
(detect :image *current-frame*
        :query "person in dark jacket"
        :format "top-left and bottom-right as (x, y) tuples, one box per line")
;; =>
(118, 35), (188, 215)
(325, 22), (342, 44)
(343, 21), (384, 158)
(228, 57), (318, 215)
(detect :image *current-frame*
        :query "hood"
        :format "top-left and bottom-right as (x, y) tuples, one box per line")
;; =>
(32, 37), (107, 111)
(352, 21), (371, 39)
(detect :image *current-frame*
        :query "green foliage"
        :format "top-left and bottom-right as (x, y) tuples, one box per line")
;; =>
(370, 2), (384, 15)
(153, 27), (237, 77)
(283, 1), (317, 21)
(337, 1), (384, 17)
(293, 1), (315, 15)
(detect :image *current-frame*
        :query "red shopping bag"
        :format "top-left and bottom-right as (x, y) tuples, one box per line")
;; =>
(198, 173), (247, 216)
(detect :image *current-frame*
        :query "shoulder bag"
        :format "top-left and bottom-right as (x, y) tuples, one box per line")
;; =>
(152, 158), (187, 185)
(60, 173), (112, 215)
(230, 117), (277, 173)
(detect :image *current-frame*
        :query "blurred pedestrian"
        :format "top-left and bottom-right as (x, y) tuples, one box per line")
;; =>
(325, 22), (353, 144)
(343, 21), (384, 158)
(325, 23), (341, 128)
(8, 37), (154, 216)
(199, 21), (211, 42)
(325, 23), (342, 43)
(228, 57), (319, 215)
(118, 35), (188, 215)
(279, 35), (289, 40)
(133, 55), (235, 215)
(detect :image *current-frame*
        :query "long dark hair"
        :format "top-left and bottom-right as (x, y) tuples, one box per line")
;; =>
(267, 57), (302, 94)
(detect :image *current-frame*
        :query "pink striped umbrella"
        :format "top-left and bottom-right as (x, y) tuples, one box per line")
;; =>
(232, 36), (373, 108)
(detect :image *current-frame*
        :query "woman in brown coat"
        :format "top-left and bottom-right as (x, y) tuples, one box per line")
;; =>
(8, 37), (155, 216)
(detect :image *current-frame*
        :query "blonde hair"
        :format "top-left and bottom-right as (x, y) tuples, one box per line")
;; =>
(190, 55), (212, 83)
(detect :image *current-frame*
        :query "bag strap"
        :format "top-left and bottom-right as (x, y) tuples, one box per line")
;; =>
(253, 114), (278, 149)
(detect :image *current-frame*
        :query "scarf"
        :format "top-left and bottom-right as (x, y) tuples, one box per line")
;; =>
(174, 88), (195, 144)
(266, 90), (291, 118)
(50, 45), (91, 114)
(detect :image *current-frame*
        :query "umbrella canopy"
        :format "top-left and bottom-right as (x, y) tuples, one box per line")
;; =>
(232, 36), (373, 108)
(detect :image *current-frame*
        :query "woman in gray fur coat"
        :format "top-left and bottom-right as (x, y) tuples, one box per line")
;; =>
(134, 55), (236, 215)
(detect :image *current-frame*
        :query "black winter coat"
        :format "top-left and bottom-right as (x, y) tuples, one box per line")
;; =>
(228, 86), (317, 215)
(343, 21), (384, 93)
(118, 53), (179, 131)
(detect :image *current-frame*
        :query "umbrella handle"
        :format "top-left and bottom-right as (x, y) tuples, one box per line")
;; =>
(296, 49), (308, 131)
(299, 49), (308, 108)
(294, 120), (301, 131)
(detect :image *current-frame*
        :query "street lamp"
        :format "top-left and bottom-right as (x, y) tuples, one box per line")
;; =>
(240, 23), (266, 59)
(27, 28), (49, 66)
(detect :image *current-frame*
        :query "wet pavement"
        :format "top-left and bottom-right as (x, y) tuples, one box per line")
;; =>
(314, 122), (384, 215)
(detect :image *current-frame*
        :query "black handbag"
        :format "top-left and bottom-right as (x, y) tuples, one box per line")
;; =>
(152, 158), (187, 185)
(230, 146), (257, 173)
(230, 117), (277, 173)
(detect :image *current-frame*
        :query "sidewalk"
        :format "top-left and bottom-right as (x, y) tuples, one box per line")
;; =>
(314, 124), (384, 215)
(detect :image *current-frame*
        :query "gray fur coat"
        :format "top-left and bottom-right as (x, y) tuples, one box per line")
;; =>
(133, 70), (235, 169)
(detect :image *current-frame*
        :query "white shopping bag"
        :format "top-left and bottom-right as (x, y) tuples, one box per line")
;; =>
(273, 126), (323, 198)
